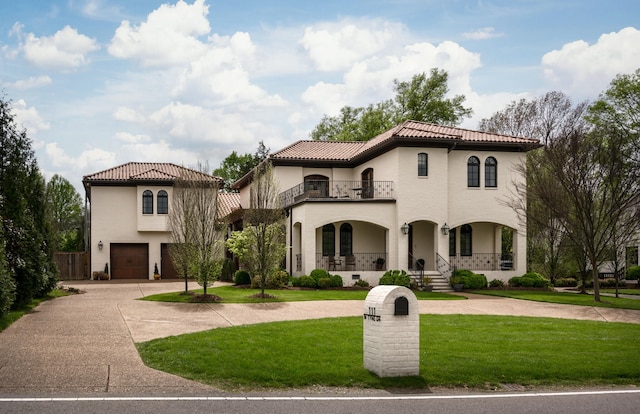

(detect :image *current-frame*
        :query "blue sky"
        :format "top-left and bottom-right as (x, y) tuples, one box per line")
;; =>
(1, 0), (639, 192)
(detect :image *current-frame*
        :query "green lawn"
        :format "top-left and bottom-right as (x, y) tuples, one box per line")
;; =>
(141, 285), (465, 303)
(469, 290), (640, 310)
(600, 288), (640, 296)
(137, 314), (640, 391)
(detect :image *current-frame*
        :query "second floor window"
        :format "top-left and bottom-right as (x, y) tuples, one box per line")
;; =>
(485, 157), (497, 187)
(467, 156), (480, 187)
(142, 190), (153, 214)
(418, 153), (428, 177)
(157, 190), (168, 214)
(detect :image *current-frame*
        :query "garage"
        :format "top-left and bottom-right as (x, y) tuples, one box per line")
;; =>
(110, 243), (149, 279)
(161, 243), (180, 279)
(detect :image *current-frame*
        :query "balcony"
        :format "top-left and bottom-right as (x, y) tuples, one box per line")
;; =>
(280, 180), (394, 207)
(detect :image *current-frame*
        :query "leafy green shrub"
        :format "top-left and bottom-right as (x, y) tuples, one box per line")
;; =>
(489, 279), (505, 288)
(250, 275), (262, 289)
(626, 266), (640, 280)
(310, 269), (330, 284)
(298, 275), (317, 288)
(330, 274), (343, 288)
(509, 272), (550, 288)
(317, 278), (332, 289)
(600, 278), (621, 288)
(451, 269), (487, 289)
(378, 270), (411, 288)
(234, 270), (251, 285)
(267, 269), (289, 289)
(554, 278), (578, 287)
(354, 279), (369, 287)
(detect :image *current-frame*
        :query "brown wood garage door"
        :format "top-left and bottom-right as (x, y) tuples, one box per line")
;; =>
(161, 243), (179, 279)
(110, 243), (149, 279)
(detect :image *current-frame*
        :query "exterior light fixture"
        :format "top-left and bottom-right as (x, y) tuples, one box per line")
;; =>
(401, 222), (410, 235)
(98, 240), (103, 250)
(441, 223), (450, 236)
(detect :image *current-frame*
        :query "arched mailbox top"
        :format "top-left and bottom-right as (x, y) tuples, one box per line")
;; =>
(394, 296), (409, 315)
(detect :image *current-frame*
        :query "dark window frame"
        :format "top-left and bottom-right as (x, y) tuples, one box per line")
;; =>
(467, 156), (480, 187)
(157, 190), (169, 214)
(142, 190), (153, 214)
(418, 152), (428, 177)
(460, 224), (472, 256)
(322, 224), (335, 257)
(340, 223), (353, 256)
(485, 156), (497, 188)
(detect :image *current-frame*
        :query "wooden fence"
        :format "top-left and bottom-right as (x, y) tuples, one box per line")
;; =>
(54, 252), (89, 280)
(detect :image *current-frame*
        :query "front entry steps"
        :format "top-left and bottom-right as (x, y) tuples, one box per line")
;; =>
(410, 270), (452, 292)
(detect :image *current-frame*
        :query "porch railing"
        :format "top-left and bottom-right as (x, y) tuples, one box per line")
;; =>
(449, 253), (513, 272)
(280, 180), (394, 207)
(314, 253), (388, 272)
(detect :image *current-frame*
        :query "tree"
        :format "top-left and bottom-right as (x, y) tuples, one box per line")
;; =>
(213, 141), (270, 192)
(311, 69), (472, 141)
(226, 161), (286, 297)
(479, 91), (590, 283)
(168, 163), (225, 297)
(46, 174), (83, 251)
(0, 204), (16, 317)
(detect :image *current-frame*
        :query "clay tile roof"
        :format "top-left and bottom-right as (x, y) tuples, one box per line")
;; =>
(83, 162), (222, 185)
(269, 120), (539, 165)
(217, 192), (241, 218)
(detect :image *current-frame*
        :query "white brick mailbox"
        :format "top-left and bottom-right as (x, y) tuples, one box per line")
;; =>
(363, 285), (420, 377)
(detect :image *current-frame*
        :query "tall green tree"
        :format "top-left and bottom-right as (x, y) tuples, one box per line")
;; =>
(168, 162), (225, 296)
(46, 174), (83, 251)
(311, 69), (472, 141)
(213, 140), (270, 192)
(479, 91), (590, 282)
(0, 96), (57, 307)
(226, 161), (286, 297)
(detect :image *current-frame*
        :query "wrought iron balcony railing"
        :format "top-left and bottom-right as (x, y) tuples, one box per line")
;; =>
(280, 180), (394, 207)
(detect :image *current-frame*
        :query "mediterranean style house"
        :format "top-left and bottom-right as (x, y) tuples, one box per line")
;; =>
(82, 162), (239, 280)
(234, 120), (540, 288)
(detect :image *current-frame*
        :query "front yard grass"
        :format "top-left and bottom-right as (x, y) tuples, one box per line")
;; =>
(469, 290), (640, 311)
(141, 285), (465, 303)
(137, 314), (640, 391)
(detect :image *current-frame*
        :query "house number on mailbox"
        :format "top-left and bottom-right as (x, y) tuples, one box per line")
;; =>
(363, 306), (381, 322)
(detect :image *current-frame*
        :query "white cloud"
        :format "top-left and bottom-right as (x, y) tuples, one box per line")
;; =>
(172, 32), (286, 108)
(542, 27), (640, 98)
(299, 18), (408, 72)
(461, 27), (504, 40)
(46, 142), (116, 170)
(4, 75), (52, 90)
(113, 106), (146, 123)
(117, 139), (198, 164)
(108, 0), (210, 67)
(115, 131), (150, 144)
(21, 25), (99, 70)
(11, 99), (50, 135)
(301, 40), (481, 115)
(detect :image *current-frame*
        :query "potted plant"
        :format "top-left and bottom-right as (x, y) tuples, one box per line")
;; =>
(375, 257), (385, 271)
(450, 274), (464, 292)
(153, 263), (161, 280)
(422, 276), (433, 291)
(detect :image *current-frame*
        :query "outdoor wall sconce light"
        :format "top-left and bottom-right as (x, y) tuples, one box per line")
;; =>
(401, 222), (410, 235)
(441, 223), (450, 236)
(98, 240), (103, 250)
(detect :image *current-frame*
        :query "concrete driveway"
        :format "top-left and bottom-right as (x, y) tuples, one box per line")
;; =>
(1, 280), (639, 396)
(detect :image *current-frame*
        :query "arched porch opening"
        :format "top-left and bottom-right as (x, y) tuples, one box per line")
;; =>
(314, 220), (388, 271)
(405, 220), (437, 272)
(448, 221), (517, 273)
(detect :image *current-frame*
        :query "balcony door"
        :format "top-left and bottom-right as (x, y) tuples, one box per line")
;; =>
(304, 175), (329, 197)
(361, 168), (374, 199)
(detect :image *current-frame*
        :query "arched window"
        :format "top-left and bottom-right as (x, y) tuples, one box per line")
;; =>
(340, 223), (353, 256)
(467, 156), (480, 187)
(157, 190), (168, 214)
(304, 175), (329, 197)
(322, 224), (335, 257)
(142, 190), (153, 214)
(485, 157), (497, 188)
(449, 227), (457, 257)
(460, 224), (472, 256)
(418, 153), (428, 177)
